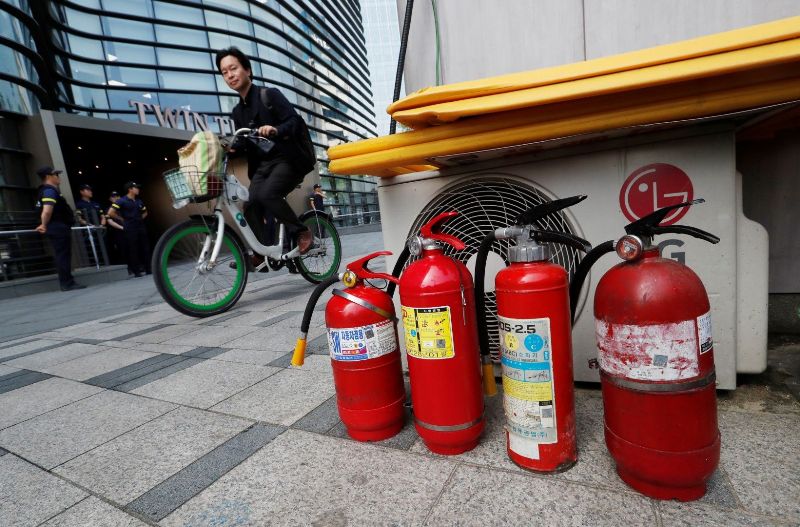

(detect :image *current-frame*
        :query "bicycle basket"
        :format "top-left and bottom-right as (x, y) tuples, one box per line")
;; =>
(163, 166), (223, 206)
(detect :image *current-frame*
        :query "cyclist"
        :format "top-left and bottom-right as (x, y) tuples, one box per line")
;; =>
(215, 46), (312, 261)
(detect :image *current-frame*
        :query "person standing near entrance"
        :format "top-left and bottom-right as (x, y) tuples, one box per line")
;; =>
(76, 183), (107, 266)
(105, 191), (125, 265)
(108, 181), (149, 277)
(308, 183), (325, 211)
(215, 46), (313, 261)
(34, 166), (86, 291)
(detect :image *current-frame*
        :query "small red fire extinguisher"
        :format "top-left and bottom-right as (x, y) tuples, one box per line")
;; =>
(570, 199), (721, 500)
(475, 195), (591, 472)
(294, 251), (406, 442)
(399, 212), (484, 455)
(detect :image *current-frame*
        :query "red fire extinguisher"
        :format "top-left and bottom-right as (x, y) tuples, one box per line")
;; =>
(399, 212), (484, 455)
(294, 251), (406, 442)
(475, 195), (591, 472)
(570, 199), (721, 500)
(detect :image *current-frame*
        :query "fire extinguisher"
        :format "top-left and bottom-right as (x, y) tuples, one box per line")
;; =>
(475, 195), (591, 472)
(570, 199), (721, 500)
(293, 251), (406, 441)
(399, 212), (485, 455)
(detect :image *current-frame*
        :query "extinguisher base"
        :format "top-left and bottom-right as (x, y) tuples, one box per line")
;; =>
(346, 420), (405, 442)
(617, 470), (707, 502)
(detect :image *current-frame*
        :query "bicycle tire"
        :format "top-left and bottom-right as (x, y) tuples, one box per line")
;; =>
(295, 214), (342, 284)
(152, 219), (247, 317)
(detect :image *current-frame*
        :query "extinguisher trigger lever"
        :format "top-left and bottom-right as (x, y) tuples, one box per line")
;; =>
(515, 194), (588, 225)
(346, 251), (400, 285)
(650, 225), (720, 244)
(419, 211), (466, 250)
(533, 230), (592, 253)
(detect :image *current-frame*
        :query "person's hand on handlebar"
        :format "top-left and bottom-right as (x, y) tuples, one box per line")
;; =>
(257, 125), (278, 138)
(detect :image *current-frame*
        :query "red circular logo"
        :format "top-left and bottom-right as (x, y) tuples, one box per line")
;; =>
(619, 163), (694, 225)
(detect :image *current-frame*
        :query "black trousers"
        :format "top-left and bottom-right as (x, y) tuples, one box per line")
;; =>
(46, 222), (74, 287)
(245, 157), (306, 246)
(124, 227), (150, 274)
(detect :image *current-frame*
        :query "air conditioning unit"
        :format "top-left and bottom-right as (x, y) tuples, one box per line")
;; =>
(378, 127), (768, 390)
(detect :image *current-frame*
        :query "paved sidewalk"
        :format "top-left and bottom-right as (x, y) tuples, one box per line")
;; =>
(0, 231), (798, 526)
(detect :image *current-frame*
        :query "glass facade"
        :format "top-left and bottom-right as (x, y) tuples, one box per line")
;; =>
(0, 0), (380, 229)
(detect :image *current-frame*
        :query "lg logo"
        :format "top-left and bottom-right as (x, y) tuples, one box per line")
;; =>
(659, 239), (685, 264)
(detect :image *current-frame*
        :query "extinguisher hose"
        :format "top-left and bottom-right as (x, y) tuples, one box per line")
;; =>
(293, 275), (340, 367)
(386, 245), (411, 298)
(474, 232), (499, 396)
(569, 240), (614, 326)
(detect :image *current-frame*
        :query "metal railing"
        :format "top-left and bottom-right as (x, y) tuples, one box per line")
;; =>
(330, 210), (382, 228)
(0, 225), (110, 282)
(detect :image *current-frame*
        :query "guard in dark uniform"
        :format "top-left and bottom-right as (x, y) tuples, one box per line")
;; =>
(35, 166), (86, 291)
(75, 183), (107, 266)
(108, 181), (149, 277)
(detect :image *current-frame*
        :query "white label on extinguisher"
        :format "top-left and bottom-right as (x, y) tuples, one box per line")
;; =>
(508, 432), (540, 460)
(498, 316), (557, 445)
(401, 305), (455, 359)
(327, 319), (397, 362)
(595, 318), (700, 380)
(697, 311), (713, 354)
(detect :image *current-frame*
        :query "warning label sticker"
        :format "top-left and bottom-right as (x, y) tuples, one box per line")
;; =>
(401, 305), (454, 359)
(327, 319), (397, 362)
(697, 311), (713, 354)
(498, 316), (557, 444)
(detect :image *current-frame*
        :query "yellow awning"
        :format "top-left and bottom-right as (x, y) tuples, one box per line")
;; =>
(329, 16), (800, 177)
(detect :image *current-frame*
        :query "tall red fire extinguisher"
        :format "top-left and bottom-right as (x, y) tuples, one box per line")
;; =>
(399, 212), (485, 455)
(475, 195), (591, 472)
(294, 251), (406, 442)
(570, 199), (721, 500)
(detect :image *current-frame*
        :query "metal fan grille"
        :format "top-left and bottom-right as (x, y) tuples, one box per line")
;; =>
(405, 176), (583, 362)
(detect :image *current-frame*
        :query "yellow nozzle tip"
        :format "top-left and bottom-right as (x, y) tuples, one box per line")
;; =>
(482, 362), (498, 396)
(291, 338), (307, 367)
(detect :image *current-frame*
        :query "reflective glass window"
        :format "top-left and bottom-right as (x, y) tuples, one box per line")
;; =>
(107, 89), (160, 116)
(204, 10), (252, 35)
(67, 35), (104, 59)
(105, 66), (158, 88)
(219, 94), (239, 114)
(204, 0), (249, 14)
(158, 71), (215, 91)
(71, 0), (101, 7)
(157, 92), (221, 114)
(208, 33), (256, 57)
(153, 1), (205, 24)
(154, 25), (208, 47)
(101, 17), (155, 41)
(157, 48), (211, 69)
(0, 81), (37, 115)
(101, 0), (154, 17)
(65, 8), (102, 34)
(68, 60), (107, 85)
(103, 42), (155, 65)
(70, 85), (109, 110)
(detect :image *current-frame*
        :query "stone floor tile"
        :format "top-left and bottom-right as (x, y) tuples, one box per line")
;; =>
(293, 395), (340, 434)
(122, 324), (197, 344)
(131, 360), (279, 409)
(697, 467), (741, 510)
(38, 348), (159, 381)
(424, 463), (657, 526)
(0, 364), (20, 376)
(0, 338), (62, 361)
(718, 411), (800, 520)
(133, 342), (198, 355)
(224, 324), (325, 352)
(213, 347), (288, 366)
(574, 389), (607, 451)
(5, 342), (107, 370)
(0, 377), (103, 430)
(161, 325), (258, 348)
(72, 323), (160, 340)
(0, 390), (175, 469)
(54, 407), (252, 504)
(659, 501), (791, 527)
(41, 496), (149, 527)
(161, 429), (456, 527)
(553, 448), (630, 492)
(212, 368), (335, 425)
(328, 407), (420, 451)
(0, 454), (87, 527)
(291, 353), (332, 373)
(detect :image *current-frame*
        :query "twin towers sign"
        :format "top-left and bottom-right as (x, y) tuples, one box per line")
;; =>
(129, 100), (236, 134)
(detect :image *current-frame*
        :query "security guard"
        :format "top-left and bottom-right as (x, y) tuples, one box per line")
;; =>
(75, 184), (106, 227)
(35, 166), (86, 291)
(108, 181), (150, 277)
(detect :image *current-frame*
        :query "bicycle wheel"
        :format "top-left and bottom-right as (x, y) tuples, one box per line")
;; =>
(153, 219), (247, 317)
(295, 214), (341, 284)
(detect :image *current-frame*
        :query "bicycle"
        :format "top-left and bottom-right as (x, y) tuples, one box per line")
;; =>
(152, 128), (342, 317)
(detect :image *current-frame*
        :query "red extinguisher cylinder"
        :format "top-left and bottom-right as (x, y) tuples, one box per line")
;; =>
(324, 252), (406, 442)
(496, 261), (577, 472)
(595, 247), (720, 501)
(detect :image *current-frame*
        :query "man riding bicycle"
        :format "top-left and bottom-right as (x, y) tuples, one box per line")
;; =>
(215, 46), (313, 259)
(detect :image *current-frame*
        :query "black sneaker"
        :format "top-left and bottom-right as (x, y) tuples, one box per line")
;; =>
(61, 282), (87, 291)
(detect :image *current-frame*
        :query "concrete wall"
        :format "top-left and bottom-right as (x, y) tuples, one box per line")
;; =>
(397, 0), (800, 91)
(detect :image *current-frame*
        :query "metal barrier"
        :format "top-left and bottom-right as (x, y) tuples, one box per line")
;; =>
(0, 225), (110, 282)
(331, 210), (382, 228)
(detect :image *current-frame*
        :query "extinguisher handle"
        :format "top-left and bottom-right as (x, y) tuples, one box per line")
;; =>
(651, 225), (720, 244)
(624, 198), (705, 236)
(516, 195), (587, 226)
(347, 251), (401, 284)
(533, 230), (592, 253)
(419, 211), (466, 250)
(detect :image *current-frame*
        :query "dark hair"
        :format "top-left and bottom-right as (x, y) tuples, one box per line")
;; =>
(215, 47), (251, 77)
